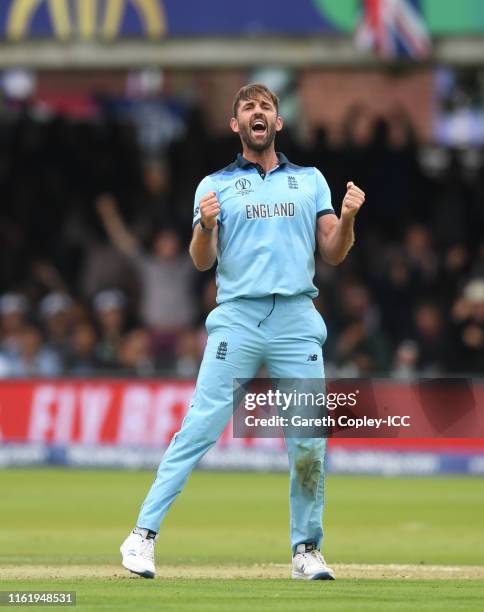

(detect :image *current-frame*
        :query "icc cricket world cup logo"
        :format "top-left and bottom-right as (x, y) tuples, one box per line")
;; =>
(7, 0), (166, 40)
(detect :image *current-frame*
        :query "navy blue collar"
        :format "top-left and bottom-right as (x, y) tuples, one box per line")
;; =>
(236, 152), (290, 170)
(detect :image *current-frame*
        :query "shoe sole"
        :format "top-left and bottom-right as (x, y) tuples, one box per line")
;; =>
(123, 565), (155, 579)
(120, 546), (155, 579)
(121, 560), (155, 579)
(292, 570), (335, 580)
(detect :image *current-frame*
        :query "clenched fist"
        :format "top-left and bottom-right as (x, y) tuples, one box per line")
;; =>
(342, 182), (365, 220)
(199, 191), (221, 230)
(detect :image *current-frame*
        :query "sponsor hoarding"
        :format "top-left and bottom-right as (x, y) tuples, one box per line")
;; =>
(1, 380), (483, 475)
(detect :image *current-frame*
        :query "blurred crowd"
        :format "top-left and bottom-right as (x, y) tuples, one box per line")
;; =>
(0, 101), (483, 378)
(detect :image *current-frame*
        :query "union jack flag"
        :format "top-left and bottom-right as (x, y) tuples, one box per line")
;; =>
(355, 0), (432, 59)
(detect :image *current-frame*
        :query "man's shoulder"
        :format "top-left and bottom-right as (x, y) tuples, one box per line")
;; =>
(209, 160), (241, 178)
(195, 161), (241, 191)
(284, 161), (318, 175)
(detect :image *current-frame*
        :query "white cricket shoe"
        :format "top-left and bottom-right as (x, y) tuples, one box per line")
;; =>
(292, 543), (335, 580)
(120, 530), (157, 579)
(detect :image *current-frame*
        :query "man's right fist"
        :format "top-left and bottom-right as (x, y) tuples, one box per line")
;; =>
(199, 191), (220, 230)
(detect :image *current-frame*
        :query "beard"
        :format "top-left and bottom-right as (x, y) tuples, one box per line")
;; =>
(238, 121), (277, 152)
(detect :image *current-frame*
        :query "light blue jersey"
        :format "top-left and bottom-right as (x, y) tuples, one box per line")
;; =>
(193, 153), (335, 304)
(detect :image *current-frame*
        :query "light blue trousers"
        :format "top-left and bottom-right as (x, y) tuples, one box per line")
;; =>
(137, 294), (328, 552)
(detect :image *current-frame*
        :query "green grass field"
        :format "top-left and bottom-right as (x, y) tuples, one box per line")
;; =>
(1, 469), (483, 611)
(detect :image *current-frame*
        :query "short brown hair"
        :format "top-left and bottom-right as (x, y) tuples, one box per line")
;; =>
(232, 83), (279, 118)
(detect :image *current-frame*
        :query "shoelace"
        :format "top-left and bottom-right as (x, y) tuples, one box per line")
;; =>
(312, 550), (327, 565)
(138, 538), (155, 562)
(299, 550), (327, 567)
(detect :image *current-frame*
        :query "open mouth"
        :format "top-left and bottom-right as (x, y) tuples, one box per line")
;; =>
(251, 119), (267, 135)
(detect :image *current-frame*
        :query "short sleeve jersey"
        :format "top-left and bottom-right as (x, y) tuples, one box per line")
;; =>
(193, 153), (335, 304)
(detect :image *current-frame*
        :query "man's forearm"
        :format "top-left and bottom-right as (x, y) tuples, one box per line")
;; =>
(189, 224), (218, 271)
(318, 181), (364, 265)
(100, 211), (138, 256)
(319, 216), (355, 265)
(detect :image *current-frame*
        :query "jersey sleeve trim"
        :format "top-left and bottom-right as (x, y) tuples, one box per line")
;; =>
(192, 218), (221, 230)
(317, 209), (336, 219)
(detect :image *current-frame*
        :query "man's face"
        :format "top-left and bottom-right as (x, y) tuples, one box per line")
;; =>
(230, 95), (283, 152)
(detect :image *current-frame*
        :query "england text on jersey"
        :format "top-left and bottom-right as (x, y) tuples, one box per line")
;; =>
(245, 202), (295, 220)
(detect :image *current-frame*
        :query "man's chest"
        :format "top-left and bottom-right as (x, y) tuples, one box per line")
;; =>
(218, 172), (315, 224)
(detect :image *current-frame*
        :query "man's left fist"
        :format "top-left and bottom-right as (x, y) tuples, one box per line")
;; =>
(342, 181), (365, 219)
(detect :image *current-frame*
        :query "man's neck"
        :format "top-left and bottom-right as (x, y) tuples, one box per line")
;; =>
(241, 147), (278, 173)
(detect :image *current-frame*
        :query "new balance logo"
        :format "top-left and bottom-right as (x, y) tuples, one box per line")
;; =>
(216, 341), (228, 360)
(288, 176), (298, 189)
(307, 354), (318, 361)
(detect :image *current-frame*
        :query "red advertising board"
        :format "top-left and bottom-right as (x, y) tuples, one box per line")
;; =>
(0, 380), (196, 447)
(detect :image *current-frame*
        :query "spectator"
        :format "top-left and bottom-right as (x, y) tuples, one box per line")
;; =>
(39, 292), (74, 361)
(391, 340), (419, 380)
(449, 278), (484, 374)
(65, 322), (101, 376)
(97, 194), (195, 359)
(80, 240), (136, 300)
(412, 303), (449, 374)
(0, 293), (28, 356)
(118, 329), (155, 376)
(373, 250), (416, 344)
(439, 243), (471, 308)
(93, 289), (127, 369)
(403, 225), (439, 292)
(329, 283), (389, 375)
(9, 325), (61, 377)
(131, 160), (185, 240)
(174, 329), (204, 378)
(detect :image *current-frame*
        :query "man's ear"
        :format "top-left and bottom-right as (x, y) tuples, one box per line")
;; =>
(275, 116), (284, 132)
(230, 117), (240, 134)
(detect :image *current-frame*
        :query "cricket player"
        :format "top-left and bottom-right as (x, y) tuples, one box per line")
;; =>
(121, 84), (365, 580)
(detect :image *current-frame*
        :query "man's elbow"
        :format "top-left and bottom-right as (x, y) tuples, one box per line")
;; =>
(192, 259), (213, 272)
(189, 252), (204, 271)
(325, 255), (345, 266)
(318, 238), (354, 266)
(189, 249), (213, 271)
(320, 250), (347, 266)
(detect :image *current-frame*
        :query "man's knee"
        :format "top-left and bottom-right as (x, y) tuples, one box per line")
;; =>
(290, 439), (326, 496)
